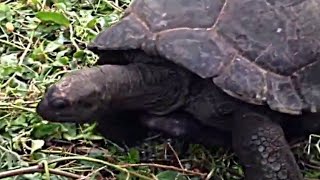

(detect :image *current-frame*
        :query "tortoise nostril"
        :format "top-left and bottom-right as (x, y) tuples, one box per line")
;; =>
(51, 99), (69, 109)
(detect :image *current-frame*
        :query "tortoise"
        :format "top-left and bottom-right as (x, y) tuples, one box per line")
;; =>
(36, 62), (320, 179)
(36, 0), (320, 179)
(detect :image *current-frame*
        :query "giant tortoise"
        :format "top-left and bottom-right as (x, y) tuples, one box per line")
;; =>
(37, 0), (320, 179)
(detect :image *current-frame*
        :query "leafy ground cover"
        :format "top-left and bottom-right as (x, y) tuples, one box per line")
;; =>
(0, 0), (319, 179)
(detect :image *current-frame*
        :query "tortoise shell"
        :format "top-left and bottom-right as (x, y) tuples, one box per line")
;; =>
(88, 0), (320, 115)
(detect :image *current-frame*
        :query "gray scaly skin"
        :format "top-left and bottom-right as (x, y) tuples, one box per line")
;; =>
(37, 61), (320, 180)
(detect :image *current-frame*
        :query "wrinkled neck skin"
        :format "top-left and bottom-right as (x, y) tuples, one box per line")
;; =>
(182, 77), (244, 130)
(94, 63), (191, 115)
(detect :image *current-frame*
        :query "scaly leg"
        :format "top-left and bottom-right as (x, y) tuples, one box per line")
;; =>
(232, 110), (303, 180)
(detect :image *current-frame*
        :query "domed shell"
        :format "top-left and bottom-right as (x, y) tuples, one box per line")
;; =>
(88, 0), (320, 115)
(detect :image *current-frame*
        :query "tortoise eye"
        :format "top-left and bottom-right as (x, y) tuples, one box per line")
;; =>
(51, 99), (69, 109)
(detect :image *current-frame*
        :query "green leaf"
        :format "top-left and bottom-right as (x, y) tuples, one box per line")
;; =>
(45, 41), (63, 53)
(127, 148), (140, 163)
(31, 46), (47, 62)
(36, 12), (70, 27)
(86, 18), (97, 29)
(0, 4), (12, 21)
(32, 123), (62, 139)
(0, 53), (18, 65)
(31, 140), (45, 154)
(58, 56), (69, 65)
(73, 50), (85, 58)
(11, 114), (29, 127)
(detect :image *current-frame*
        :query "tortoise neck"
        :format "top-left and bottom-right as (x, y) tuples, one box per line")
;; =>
(97, 63), (190, 115)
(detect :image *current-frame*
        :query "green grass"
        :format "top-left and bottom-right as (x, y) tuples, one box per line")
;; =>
(0, 0), (319, 179)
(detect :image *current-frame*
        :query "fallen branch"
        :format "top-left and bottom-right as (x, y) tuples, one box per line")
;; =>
(48, 156), (154, 180)
(0, 164), (82, 179)
(120, 163), (207, 177)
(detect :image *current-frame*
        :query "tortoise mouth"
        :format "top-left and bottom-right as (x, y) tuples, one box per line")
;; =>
(36, 97), (91, 123)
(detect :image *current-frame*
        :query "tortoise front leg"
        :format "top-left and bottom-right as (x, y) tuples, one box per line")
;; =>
(140, 113), (231, 147)
(96, 111), (231, 149)
(95, 111), (150, 147)
(232, 111), (303, 180)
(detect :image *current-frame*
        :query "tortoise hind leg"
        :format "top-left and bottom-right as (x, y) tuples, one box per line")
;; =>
(232, 110), (303, 180)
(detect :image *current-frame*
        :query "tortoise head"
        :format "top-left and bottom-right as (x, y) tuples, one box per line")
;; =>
(36, 73), (106, 123)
